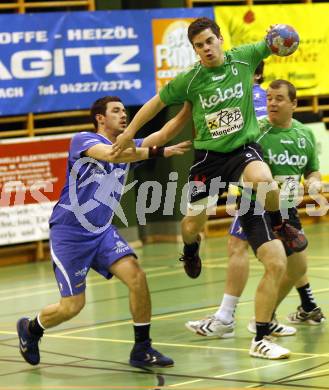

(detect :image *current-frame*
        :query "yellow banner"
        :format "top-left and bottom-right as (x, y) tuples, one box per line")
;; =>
(214, 4), (329, 96)
(152, 18), (197, 93)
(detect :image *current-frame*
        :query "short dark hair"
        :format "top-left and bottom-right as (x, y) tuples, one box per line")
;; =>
(90, 96), (122, 131)
(255, 61), (265, 85)
(268, 80), (296, 101)
(188, 17), (221, 44)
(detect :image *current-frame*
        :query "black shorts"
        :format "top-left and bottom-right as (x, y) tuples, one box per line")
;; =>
(239, 205), (306, 256)
(188, 142), (263, 204)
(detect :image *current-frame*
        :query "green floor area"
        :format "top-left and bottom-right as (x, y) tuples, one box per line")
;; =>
(0, 222), (328, 389)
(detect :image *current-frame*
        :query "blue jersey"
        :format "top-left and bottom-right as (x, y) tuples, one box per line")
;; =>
(253, 84), (267, 119)
(49, 132), (143, 234)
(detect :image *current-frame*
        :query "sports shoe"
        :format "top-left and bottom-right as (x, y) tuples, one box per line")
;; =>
(129, 339), (174, 368)
(249, 336), (290, 359)
(17, 317), (42, 365)
(185, 316), (235, 338)
(274, 221), (308, 253)
(179, 234), (202, 279)
(248, 317), (296, 336)
(287, 306), (326, 325)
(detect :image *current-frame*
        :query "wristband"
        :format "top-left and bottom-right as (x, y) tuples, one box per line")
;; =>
(148, 146), (165, 159)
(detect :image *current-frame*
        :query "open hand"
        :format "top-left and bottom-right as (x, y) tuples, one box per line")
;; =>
(163, 141), (192, 158)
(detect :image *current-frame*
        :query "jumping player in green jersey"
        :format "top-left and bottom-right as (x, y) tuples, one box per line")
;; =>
(112, 17), (305, 358)
(186, 80), (325, 359)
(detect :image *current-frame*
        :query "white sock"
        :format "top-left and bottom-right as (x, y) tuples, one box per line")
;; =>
(133, 322), (151, 326)
(214, 294), (239, 324)
(37, 313), (46, 330)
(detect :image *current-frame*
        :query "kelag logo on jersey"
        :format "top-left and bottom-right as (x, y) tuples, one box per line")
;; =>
(199, 82), (244, 109)
(268, 149), (308, 169)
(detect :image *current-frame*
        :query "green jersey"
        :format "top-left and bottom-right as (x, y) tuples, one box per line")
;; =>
(159, 41), (271, 153)
(240, 118), (319, 208)
(257, 117), (319, 183)
(256, 117), (319, 207)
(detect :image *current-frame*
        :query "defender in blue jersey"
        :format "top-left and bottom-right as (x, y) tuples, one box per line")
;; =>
(16, 96), (191, 368)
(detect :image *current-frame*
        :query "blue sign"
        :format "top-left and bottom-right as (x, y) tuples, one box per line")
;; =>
(0, 8), (214, 115)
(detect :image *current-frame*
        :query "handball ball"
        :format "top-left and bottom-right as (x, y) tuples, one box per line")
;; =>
(266, 24), (299, 56)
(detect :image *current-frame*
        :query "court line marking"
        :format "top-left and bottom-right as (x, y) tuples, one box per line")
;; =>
(0, 387), (230, 390)
(0, 386), (290, 390)
(1, 331), (327, 359)
(0, 257), (230, 297)
(3, 350), (316, 390)
(47, 284), (329, 336)
(0, 268), (193, 302)
(2, 332), (328, 389)
(0, 274), (109, 295)
(0, 251), (178, 286)
(0, 257), (327, 302)
(1, 234), (328, 388)
(168, 355), (321, 388)
(1, 279), (327, 337)
(2, 335), (327, 390)
(3, 270), (328, 304)
(10, 285), (320, 337)
(0, 265), (172, 296)
(1, 253), (328, 335)
(289, 367), (329, 380)
(0, 251), (327, 298)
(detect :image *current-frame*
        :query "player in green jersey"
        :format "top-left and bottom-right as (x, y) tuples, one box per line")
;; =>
(186, 80), (325, 359)
(112, 17), (305, 358)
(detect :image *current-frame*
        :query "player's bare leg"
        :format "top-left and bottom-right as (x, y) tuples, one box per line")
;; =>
(111, 255), (173, 368)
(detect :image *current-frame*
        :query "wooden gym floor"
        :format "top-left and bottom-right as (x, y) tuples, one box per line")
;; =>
(0, 221), (328, 390)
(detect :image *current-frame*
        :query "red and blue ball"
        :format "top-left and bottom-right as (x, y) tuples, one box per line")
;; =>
(266, 24), (300, 57)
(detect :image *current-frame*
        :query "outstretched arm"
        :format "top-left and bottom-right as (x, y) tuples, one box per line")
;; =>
(84, 141), (191, 164)
(112, 94), (166, 154)
(141, 102), (192, 147)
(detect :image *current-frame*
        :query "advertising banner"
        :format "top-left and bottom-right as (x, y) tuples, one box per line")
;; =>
(152, 18), (198, 93)
(214, 4), (329, 96)
(0, 135), (71, 245)
(0, 7), (213, 116)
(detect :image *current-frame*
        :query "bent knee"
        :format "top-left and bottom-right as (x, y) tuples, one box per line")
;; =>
(257, 240), (287, 275)
(243, 162), (274, 185)
(270, 257), (286, 274)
